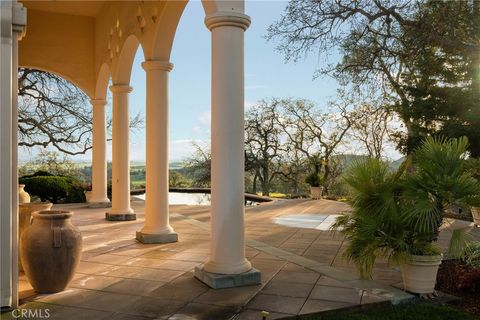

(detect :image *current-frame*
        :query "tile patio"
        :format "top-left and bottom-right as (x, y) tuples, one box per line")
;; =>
(3, 198), (479, 319)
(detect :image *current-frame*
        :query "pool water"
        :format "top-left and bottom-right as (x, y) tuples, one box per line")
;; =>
(135, 192), (259, 206)
(274, 214), (340, 230)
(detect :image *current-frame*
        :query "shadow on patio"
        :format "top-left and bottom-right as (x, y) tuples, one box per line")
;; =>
(6, 198), (477, 320)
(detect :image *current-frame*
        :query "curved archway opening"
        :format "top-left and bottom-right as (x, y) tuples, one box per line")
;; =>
(167, 1), (211, 162)
(17, 68), (93, 162)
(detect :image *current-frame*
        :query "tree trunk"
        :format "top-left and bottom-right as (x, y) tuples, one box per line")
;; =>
(322, 164), (330, 196)
(261, 164), (270, 196)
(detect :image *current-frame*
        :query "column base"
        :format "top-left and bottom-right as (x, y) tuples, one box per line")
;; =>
(136, 231), (178, 244)
(88, 200), (111, 208)
(194, 265), (261, 289)
(105, 212), (136, 221)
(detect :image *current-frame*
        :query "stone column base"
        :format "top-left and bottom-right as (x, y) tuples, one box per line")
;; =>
(88, 201), (111, 209)
(194, 265), (261, 289)
(105, 212), (136, 221)
(136, 231), (178, 244)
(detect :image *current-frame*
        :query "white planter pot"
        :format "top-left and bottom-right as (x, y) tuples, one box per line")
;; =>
(310, 186), (323, 199)
(18, 184), (31, 204)
(471, 207), (480, 227)
(401, 254), (442, 294)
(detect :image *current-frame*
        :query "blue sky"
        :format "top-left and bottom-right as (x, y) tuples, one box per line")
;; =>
(124, 0), (340, 162)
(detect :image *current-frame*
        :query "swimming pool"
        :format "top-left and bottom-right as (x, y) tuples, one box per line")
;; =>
(134, 192), (261, 206)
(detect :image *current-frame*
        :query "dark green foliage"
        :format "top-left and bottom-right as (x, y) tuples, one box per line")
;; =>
(296, 302), (474, 320)
(20, 171), (85, 204)
(305, 173), (323, 187)
(332, 137), (480, 277)
(462, 242), (480, 268)
(32, 171), (54, 177)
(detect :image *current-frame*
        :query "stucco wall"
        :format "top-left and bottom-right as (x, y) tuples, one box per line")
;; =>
(18, 9), (95, 96)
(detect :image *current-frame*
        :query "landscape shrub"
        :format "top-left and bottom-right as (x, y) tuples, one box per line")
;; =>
(20, 171), (85, 204)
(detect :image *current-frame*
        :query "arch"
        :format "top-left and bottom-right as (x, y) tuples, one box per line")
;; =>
(111, 34), (143, 85)
(149, 0), (188, 61)
(201, 0), (245, 16)
(18, 64), (91, 98)
(148, 0), (246, 61)
(94, 63), (111, 100)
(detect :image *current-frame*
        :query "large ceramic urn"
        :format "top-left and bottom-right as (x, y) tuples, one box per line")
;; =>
(20, 210), (82, 293)
(18, 184), (31, 204)
(18, 202), (53, 271)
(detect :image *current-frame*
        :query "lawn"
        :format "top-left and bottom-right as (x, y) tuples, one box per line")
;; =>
(292, 303), (475, 320)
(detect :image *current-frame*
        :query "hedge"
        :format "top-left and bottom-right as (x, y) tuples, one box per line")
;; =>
(20, 171), (85, 204)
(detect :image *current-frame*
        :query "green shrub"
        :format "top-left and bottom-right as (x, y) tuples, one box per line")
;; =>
(332, 137), (480, 277)
(462, 242), (480, 268)
(305, 173), (323, 187)
(20, 171), (85, 204)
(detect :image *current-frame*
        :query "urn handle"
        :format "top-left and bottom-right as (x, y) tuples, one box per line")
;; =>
(53, 226), (62, 248)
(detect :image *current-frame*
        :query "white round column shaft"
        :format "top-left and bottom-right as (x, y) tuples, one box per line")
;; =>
(107, 85), (135, 221)
(89, 99), (110, 207)
(203, 12), (252, 275)
(136, 61), (177, 243)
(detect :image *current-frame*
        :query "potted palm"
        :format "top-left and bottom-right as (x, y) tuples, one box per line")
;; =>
(305, 172), (323, 199)
(332, 136), (479, 295)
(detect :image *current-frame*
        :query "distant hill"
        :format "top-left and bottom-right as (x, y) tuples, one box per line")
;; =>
(332, 154), (405, 171)
(389, 157), (406, 171)
(169, 162), (185, 170)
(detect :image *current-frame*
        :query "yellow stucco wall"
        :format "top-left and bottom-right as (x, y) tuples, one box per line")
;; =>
(18, 9), (95, 97)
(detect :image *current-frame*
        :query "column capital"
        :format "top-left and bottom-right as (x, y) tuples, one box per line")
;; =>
(109, 84), (133, 94)
(142, 60), (173, 72)
(205, 11), (251, 31)
(12, 2), (27, 40)
(90, 99), (107, 107)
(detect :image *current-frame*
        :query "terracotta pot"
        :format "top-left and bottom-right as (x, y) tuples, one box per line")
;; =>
(18, 202), (53, 272)
(310, 186), (323, 200)
(20, 210), (82, 293)
(471, 207), (480, 227)
(18, 184), (31, 204)
(401, 254), (442, 294)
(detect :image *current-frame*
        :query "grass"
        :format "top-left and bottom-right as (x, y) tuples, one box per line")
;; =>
(294, 303), (475, 320)
(256, 192), (289, 198)
(131, 180), (145, 188)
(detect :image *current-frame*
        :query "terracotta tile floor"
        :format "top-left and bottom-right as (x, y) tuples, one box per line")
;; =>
(3, 198), (479, 320)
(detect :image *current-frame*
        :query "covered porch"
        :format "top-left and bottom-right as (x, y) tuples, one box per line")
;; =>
(10, 199), (415, 319)
(2, 0), (253, 309)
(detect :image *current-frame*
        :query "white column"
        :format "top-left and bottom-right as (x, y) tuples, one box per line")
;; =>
(1, 1), (26, 308)
(203, 12), (252, 275)
(89, 99), (110, 207)
(106, 85), (135, 221)
(1, 2), (14, 308)
(136, 61), (177, 243)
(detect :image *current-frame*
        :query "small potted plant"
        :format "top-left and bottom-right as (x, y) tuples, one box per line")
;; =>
(84, 184), (92, 203)
(332, 136), (480, 295)
(305, 172), (323, 199)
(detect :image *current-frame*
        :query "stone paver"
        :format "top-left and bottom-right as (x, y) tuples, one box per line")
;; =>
(9, 199), (474, 319)
(247, 294), (306, 314)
